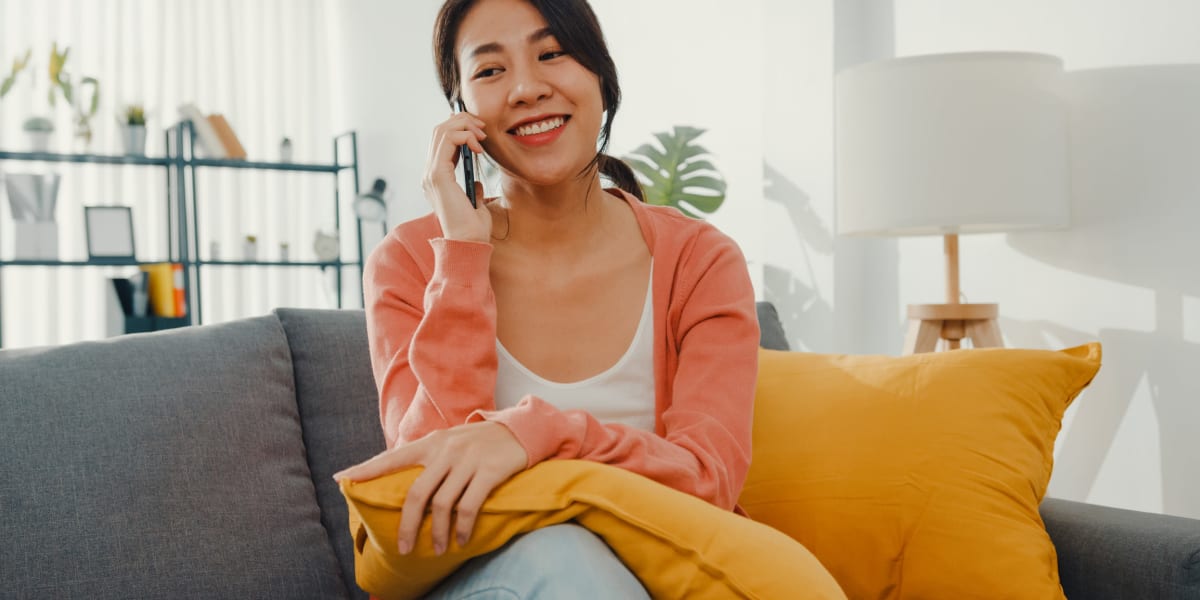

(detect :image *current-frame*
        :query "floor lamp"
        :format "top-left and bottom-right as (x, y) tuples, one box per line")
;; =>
(835, 52), (1071, 353)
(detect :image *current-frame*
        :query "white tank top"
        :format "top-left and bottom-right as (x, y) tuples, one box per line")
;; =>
(494, 266), (656, 432)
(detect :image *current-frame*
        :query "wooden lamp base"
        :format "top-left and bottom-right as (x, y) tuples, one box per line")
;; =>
(903, 303), (1002, 354)
(902, 233), (1004, 355)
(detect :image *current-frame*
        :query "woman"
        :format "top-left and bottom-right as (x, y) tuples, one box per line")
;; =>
(334, 0), (759, 596)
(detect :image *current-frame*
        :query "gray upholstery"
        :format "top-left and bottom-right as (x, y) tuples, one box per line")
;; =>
(1041, 498), (1200, 599)
(1, 305), (1198, 599)
(757, 301), (790, 351)
(275, 308), (385, 600)
(0, 317), (346, 599)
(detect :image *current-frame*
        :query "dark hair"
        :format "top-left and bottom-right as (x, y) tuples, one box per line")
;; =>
(434, 0), (644, 201)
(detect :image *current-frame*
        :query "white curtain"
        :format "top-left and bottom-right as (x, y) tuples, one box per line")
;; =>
(0, 0), (351, 349)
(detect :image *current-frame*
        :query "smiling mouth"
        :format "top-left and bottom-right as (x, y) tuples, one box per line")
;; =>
(509, 115), (570, 137)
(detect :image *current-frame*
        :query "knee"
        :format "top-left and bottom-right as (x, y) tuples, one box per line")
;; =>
(508, 524), (647, 596)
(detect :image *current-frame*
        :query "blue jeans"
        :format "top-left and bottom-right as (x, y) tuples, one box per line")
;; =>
(425, 523), (651, 599)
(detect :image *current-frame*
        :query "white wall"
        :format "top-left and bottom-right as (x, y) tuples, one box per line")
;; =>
(885, 0), (1200, 518)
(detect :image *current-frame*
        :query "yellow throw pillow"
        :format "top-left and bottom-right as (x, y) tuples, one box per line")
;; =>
(341, 459), (846, 600)
(741, 344), (1101, 600)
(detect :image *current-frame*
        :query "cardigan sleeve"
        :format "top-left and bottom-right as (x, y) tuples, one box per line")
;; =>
(363, 235), (499, 449)
(466, 230), (759, 511)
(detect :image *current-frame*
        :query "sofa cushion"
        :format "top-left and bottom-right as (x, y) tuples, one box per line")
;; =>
(0, 317), (347, 599)
(341, 460), (846, 600)
(756, 301), (790, 350)
(275, 308), (385, 600)
(740, 344), (1101, 599)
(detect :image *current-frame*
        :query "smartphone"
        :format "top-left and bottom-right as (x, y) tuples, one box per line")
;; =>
(456, 99), (478, 209)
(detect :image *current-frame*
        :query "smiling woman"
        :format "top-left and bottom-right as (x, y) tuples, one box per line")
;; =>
(335, 0), (761, 597)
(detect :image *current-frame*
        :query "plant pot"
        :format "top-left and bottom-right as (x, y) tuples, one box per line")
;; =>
(5, 173), (62, 260)
(122, 124), (147, 156)
(27, 131), (52, 153)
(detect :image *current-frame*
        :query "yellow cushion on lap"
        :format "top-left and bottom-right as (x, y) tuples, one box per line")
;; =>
(340, 460), (846, 600)
(741, 344), (1102, 600)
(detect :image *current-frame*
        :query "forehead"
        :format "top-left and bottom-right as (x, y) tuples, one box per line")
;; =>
(456, 0), (551, 59)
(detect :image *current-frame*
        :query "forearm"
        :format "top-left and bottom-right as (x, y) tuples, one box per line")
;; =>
(469, 396), (748, 510)
(368, 238), (500, 447)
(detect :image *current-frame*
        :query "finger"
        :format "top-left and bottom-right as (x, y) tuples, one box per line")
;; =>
(436, 130), (486, 164)
(333, 445), (417, 482)
(429, 468), (473, 555)
(473, 181), (485, 204)
(454, 470), (505, 547)
(456, 111), (486, 129)
(398, 464), (448, 554)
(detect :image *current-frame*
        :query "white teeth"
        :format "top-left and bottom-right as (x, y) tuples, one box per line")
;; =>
(515, 116), (565, 136)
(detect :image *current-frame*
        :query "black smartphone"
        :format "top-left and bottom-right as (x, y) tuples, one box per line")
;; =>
(456, 99), (478, 209)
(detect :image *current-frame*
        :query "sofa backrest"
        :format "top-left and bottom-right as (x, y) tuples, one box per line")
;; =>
(274, 308), (383, 600)
(0, 316), (349, 599)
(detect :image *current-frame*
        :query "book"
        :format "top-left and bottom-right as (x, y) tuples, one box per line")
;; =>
(172, 263), (187, 317)
(177, 103), (227, 158)
(141, 263), (186, 318)
(206, 114), (248, 160)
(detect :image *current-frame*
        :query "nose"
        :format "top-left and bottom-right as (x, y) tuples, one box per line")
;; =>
(506, 62), (552, 107)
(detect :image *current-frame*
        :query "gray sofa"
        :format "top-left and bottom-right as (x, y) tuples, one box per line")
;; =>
(1, 307), (1198, 599)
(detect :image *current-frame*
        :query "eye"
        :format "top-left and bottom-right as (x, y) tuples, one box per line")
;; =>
(539, 50), (567, 61)
(473, 67), (503, 79)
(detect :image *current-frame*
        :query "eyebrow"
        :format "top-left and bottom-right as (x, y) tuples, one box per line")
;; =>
(468, 27), (556, 60)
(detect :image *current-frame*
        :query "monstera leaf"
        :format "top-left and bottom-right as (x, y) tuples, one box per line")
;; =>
(624, 125), (726, 218)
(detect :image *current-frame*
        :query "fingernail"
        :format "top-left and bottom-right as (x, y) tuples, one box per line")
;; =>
(434, 542), (445, 556)
(457, 533), (468, 547)
(397, 540), (410, 555)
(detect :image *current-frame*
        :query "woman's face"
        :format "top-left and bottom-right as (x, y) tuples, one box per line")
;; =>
(455, 0), (604, 187)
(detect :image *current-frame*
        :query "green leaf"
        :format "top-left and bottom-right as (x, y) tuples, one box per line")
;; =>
(627, 142), (668, 167)
(80, 77), (100, 116)
(625, 156), (669, 189)
(677, 159), (718, 176)
(677, 191), (725, 213)
(680, 175), (727, 194)
(623, 126), (725, 218)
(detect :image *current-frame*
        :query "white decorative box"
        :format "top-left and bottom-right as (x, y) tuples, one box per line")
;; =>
(14, 221), (59, 261)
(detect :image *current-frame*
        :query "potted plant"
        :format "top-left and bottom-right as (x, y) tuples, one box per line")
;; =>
(21, 116), (54, 153)
(120, 104), (147, 156)
(624, 126), (727, 219)
(2, 44), (102, 152)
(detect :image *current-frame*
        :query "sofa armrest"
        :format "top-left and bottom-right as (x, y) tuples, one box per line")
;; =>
(1040, 497), (1200, 599)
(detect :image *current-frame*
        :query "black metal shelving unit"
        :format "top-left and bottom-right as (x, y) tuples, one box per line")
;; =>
(0, 125), (361, 348)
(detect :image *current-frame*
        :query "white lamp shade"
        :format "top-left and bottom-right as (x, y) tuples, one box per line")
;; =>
(835, 52), (1070, 236)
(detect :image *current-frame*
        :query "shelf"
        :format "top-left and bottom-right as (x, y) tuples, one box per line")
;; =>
(0, 151), (346, 172)
(188, 158), (346, 173)
(197, 260), (350, 267)
(0, 151), (173, 166)
(0, 259), (172, 267)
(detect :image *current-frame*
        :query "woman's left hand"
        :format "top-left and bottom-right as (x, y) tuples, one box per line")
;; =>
(333, 421), (528, 556)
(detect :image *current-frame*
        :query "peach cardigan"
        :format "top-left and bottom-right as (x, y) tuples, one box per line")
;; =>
(362, 189), (759, 511)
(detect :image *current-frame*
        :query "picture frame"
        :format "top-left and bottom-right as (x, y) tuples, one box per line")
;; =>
(84, 206), (136, 264)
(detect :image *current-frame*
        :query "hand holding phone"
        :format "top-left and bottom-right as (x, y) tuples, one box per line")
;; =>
(457, 99), (478, 209)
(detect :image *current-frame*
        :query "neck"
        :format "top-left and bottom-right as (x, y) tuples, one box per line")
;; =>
(496, 168), (611, 250)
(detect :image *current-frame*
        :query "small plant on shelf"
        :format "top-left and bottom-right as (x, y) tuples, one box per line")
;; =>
(122, 104), (146, 126)
(119, 104), (148, 156)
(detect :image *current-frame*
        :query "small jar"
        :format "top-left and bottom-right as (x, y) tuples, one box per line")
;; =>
(243, 236), (258, 261)
(279, 138), (294, 163)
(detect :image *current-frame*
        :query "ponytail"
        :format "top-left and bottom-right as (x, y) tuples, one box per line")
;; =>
(597, 153), (644, 202)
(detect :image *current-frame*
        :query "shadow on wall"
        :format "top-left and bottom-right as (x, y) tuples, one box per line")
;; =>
(1006, 64), (1200, 518)
(761, 161), (834, 352)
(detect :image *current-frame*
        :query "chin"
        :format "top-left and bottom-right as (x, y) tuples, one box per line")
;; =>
(498, 157), (594, 187)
